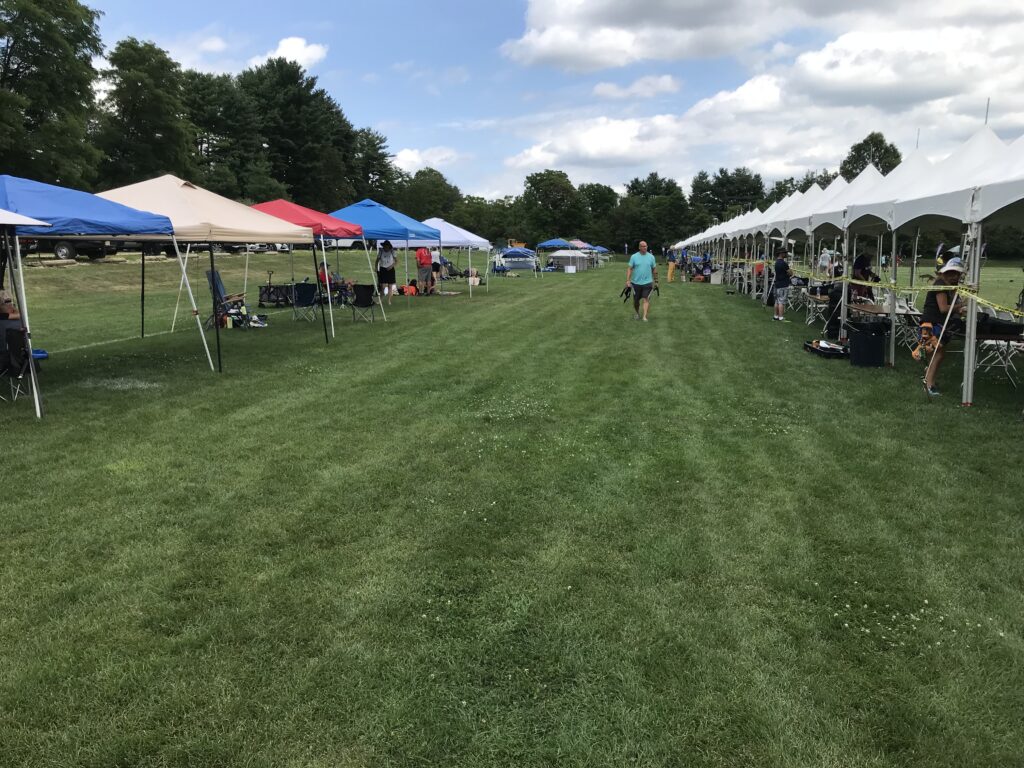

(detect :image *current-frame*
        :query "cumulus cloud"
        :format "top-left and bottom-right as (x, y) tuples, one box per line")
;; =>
(394, 147), (463, 173)
(248, 37), (329, 69)
(593, 75), (680, 100)
(485, 0), (1024, 195)
(198, 36), (227, 53)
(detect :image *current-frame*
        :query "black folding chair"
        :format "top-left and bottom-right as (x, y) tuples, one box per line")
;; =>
(205, 270), (248, 328)
(350, 283), (377, 323)
(1, 328), (30, 403)
(291, 281), (319, 322)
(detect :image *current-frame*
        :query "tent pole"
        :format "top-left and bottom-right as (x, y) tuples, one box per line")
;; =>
(171, 243), (192, 333)
(12, 233), (42, 418)
(961, 222), (982, 406)
(171, 238), (214, 371)
(320, 238), (335, 339)
(889, 230), (898, 367)
(486, 248), (490, 293)
(362, 240), (386, 321)
(840, 229), (850, 343)
(140, 247), (145, 339)
(405, 241), (410, 305)
(290, 248), (295, 283)
(911, 229), (920, 289)
(469, 248), (473, 299)
(209, 245), (223, 372)
(312, 248), (329, 345)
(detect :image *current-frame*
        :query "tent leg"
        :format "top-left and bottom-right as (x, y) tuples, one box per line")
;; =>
(172, 239), (214, 371)
(364, 243), (387, 321)
(840, 230), (850, 343)
(320, 239), (335, 339)
(405, 241), (410, 305)
(171, 243), (192, 333)
(209, 246), (223, 372)
(889, 231), (898, 367)
(243, 251), (250, 296)
(140, 248), (145, 339)
(312, 249), (329, 345)
(12, 234), (42, 418)
(911, 229), (920, 289)
(961, 222), (982, 406)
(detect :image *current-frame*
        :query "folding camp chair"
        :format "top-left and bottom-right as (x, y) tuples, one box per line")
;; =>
(291, 282), (319, 322)
(350, 283), (377, 323)
(0, 328), (30, 403)
(205, 270), (248, 329)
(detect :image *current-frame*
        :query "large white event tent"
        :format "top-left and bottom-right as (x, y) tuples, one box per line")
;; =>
(687, 125), (1024, 406)
(98, 175), (315, 372)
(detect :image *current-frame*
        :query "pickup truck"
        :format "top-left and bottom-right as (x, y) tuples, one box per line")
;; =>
(21, 239), (118, 260)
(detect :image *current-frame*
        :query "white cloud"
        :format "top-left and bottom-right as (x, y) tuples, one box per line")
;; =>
(198, 36), (227, 53)
(593, 75), (680, 100)
(394, 147), (463, 173)
(484, 0), (1024, 197)
(248, 37), (329, 69)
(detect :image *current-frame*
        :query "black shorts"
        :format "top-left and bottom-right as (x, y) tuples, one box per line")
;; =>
(431, 262), (441, 273)
(631, 283), (653, 299)
(378, 267), (396, 284)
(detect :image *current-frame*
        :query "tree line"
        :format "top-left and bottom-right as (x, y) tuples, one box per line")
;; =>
(5, 0), (1022, 257)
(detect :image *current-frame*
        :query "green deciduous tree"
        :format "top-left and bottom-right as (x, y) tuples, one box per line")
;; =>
(352, 128), (405, 206)
(0, 0), (103, 187)
(840, 132), (902, 180)
(96, 38), (194, 187)
(237, 58), (356, 210)
(396, 167), (461, 221)
(518, 169), (587, 244)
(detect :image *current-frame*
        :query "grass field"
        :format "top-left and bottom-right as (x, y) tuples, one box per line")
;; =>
(2, 254), (1023, 767)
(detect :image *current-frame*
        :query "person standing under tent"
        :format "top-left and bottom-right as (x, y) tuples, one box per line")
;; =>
(920, 257), (966, 398)
(376, 240), (398, 306)
(773, 247), (792, 322)
(852, 250), (880, 301)
(666, 249), (677, 283)
(415, 247), (433, 295)
(625, 240), (657, 322)
(431, 247), (442, 289)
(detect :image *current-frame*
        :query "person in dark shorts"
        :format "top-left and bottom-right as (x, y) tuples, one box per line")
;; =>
(376, 240), (398, 305)
(773, 246), (792, 321)
(921, 257), (965, 397)
(626, 240), (657, 321)
(415, 247), (433, 295)
(431, 248), (442, 286)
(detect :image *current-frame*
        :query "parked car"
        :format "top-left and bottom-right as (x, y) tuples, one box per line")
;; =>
(272, 243), (293, 253)
(22, 238), (117, 260)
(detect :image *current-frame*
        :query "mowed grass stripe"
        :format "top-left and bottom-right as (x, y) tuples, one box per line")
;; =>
(1, 262), (1022, 767)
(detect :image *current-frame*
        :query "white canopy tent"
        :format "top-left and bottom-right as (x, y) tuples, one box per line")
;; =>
(809, 165), (885, 235)
(99, 176), (316, 372)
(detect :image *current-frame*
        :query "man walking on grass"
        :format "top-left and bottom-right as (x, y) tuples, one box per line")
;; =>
(626, 240), (657, 321)
(773, 245), (792, 322)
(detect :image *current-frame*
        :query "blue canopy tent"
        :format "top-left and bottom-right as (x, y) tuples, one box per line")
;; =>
(592, 246), (609, 253)
(0, 175), (205, 418)
(330, 199), (442, 305)
(536, 238), (574, 250)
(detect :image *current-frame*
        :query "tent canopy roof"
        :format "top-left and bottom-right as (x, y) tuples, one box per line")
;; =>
(0, 206), (49, 228)
(537, 238), (574, 250)
(98, 175), (313, 242)
(329, 199), (440, 241)
(251, 199), (362, 238)
(0, 175), (172, 238)
(403, 217), (491, 249)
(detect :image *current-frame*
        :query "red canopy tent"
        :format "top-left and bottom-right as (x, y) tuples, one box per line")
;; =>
(252, 199), (385, 326)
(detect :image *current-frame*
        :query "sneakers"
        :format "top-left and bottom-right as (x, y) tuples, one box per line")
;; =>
(922, 378), (941, 397)
(643, 317), (649, 322)
(633, 313), (640, 320)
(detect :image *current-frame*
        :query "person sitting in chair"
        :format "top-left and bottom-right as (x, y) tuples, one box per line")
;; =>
(921, 257), (966, 397)
(852, 251), (880, 301)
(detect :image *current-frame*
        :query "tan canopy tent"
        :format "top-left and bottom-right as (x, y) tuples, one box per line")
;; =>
(99, 176), (317, 372)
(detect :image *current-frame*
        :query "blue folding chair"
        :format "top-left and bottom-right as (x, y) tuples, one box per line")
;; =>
(205, 270), (247, 328)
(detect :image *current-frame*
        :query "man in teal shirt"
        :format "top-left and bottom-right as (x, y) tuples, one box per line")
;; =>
(626, 241), (657, 321)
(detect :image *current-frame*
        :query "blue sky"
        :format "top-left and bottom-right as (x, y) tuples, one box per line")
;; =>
(91, 0), (1024, 199)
